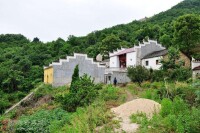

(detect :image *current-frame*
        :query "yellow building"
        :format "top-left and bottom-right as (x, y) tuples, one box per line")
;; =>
(44, 66), (54, 84)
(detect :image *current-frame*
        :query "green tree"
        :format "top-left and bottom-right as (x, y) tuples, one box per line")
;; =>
(159, 34), (172, 48)
(161, 47), (192, 81)
(32, 37), (40, 43)
(161, 47), (180, 70)
(61, 74), (101, 112)
(70, 65), (79, 92)
(173, 14), (200, 55)
(101, 34), (121, 56)
(127, 66), (150, 86)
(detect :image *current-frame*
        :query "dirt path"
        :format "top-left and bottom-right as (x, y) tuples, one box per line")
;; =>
(125, 89), (134, 102)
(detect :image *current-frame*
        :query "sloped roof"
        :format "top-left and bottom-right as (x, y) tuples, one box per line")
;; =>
(111, 48), (135, 57)
(142, 49), (168, 59)
(193, 66), (200, 70)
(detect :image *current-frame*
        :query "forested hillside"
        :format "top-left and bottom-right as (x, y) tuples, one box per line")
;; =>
(0, 0), (200, 113)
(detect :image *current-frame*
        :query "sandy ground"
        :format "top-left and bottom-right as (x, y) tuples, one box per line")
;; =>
(111, 98), (161, 133)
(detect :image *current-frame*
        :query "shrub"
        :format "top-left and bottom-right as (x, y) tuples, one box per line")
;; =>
(127, 65), (150, 86)
(15, 108), (70, 133)
(141, 97), (200, 133)
(63, 100), (112, 133)
(70, 64), (79, 92)
(152, 70), (166, 82)
(141, 81), (151, 88)
(100, 85), (119, 101)
(170, 67), (192, 81)
(160, 98), (173, 117)
(151, 82), (164, 89)
(142, 89), (160, 102)
(0, 91), (11, 114)
(60, 74), (102, 112)
(130, 112), (148, 124)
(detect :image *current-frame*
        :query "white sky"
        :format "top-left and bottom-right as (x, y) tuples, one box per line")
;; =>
(0, 0), (183, 42)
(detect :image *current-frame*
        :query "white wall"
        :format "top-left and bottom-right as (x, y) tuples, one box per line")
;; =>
(126, 52), (137, 67)
(142, 56), (162, 70)
(192, 61), (200, 69)
(110, 56), (119, 68)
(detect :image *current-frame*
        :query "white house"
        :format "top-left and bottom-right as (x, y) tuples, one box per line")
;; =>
(109, 48), (136, 68)
(141, 49), (168, 70)
(104, 40), (166, 84)
(192, 58), (200, 79)
(109, 40), (166, 69)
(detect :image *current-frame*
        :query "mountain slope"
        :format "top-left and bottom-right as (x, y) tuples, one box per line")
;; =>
(0, 0), (200, 114)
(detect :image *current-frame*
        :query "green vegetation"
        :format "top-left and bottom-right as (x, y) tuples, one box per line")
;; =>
(15, 108), (70, 133)
(127, 66), (150, 86)
(0, 0), (200, 114)
(129, 80), (200, 133)
(59, 74), (102, 112)
(127, 46), (192, 84)
(1, 77), (200, 132)
(174, 14), (200, 55)
(0, 83), (126, 132)
(70, 64), (79, 91)
(0, 0), (200, 132)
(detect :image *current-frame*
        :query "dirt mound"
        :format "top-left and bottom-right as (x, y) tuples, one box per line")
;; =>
(111, 98), (161, 118)
(111, 98), (161, 133)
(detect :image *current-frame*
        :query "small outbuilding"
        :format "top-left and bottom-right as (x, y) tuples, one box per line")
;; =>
(192, 58), (200, 79)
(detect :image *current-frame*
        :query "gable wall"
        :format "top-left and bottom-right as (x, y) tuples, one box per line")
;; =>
(51, 54), (105, 87)
(135, 41), (165, 65)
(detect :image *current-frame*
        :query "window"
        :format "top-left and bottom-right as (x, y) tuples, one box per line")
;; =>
(145, 61), (149, 66)
(156, 60), (159, 65)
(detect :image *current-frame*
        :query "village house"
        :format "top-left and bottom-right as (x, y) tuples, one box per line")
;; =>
(141, 49), (191, 70)
(192, 58), (200, 79)
(44, 40), (192, 86)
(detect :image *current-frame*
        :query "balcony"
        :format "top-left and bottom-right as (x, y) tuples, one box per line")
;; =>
(105, 67), (127, 74)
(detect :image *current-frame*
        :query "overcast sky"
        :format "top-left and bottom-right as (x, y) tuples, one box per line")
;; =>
(0, 0), (183, 42)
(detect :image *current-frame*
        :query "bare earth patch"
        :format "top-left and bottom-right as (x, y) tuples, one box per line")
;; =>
(111, 98), (161, 133)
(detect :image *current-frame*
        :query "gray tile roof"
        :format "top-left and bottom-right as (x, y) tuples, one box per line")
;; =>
(111, 48), (135, 57)
(193, 65), (200, 70)
(142, 49), (168, 59)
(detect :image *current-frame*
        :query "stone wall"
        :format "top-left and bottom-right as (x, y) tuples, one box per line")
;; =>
(111, 71), (131, 84)
(163, 52), (191, 68)
(49, 53), (105, 87)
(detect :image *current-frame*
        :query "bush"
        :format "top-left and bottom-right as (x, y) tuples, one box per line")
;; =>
(63, 100), (112, 133)
(142, 89), (160, 102)
(60, 74), (102, 112)
(139, 97), (200, 133)
(127, 65), (150, 86)
(151, 82), (164, 89)
(141, 81), (151, 88)
(130, 112), (148, 124)
(170, 67), (192, 81)
(100, 85), (119, 101)
(70, 64), (79, 92)
(152, 70), (166, 82)
(0, 91), (11, 114)
(15, 108), (70, 133)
